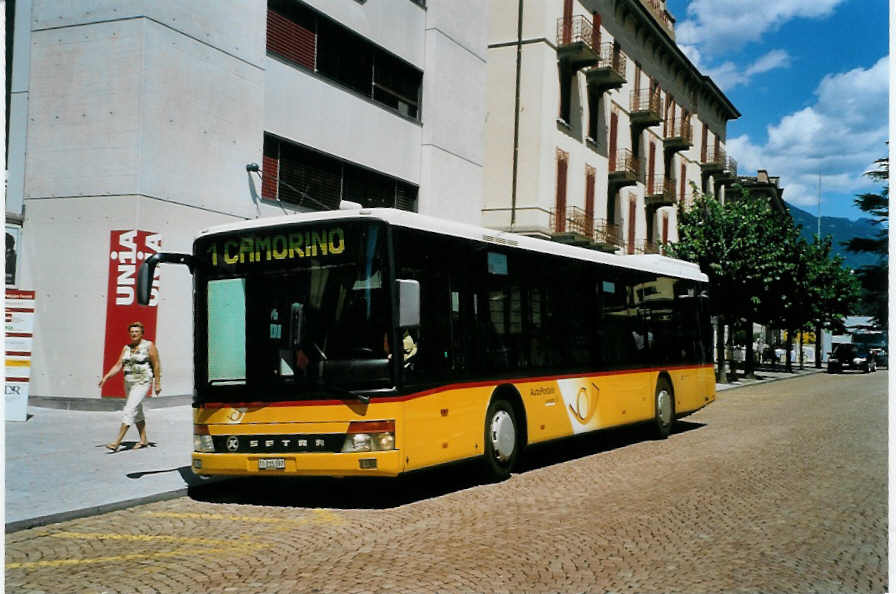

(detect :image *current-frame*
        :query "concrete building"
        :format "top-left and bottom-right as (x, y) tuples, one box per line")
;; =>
(6, 0), (487, 400)
(729, 169), (788, 215)
(483, 0), (739, 254)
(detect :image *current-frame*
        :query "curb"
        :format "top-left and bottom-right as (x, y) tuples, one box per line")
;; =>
(717, 368), (826, 392)
(27, 395), (192, 411)
(5, 488), (190, 533)
(5, 477), (232, 533)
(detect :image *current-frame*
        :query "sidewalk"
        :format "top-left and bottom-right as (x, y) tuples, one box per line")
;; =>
(5, 396), (214, 532)
(715, 364), (827, 392)
(6, 366), (829, 532)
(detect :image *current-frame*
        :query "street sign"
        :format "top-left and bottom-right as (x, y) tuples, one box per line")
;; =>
(5, 289), (35, 421)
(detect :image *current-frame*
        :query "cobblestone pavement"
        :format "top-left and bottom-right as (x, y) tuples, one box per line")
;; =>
(6, 371), (887, 593)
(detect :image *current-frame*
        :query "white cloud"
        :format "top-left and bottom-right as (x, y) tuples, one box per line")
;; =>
(745, 49), (791, 77)
(703, 50), (792, 90)
(724, 57), (888, 210)
(677, 0), (845, 57)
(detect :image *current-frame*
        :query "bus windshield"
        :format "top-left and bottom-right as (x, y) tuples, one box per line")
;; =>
(196, 220), (391, 402)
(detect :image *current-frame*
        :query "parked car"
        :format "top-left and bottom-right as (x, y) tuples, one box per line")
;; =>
(827, 344), (877, 373)
(870, 348), (887, 368)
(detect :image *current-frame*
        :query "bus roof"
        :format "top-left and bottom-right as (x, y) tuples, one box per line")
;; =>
(196, 208), (708, 282)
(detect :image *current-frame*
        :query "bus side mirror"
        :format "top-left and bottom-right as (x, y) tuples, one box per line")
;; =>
(137, 252), (198, 305)
(396, 279), (420, 328)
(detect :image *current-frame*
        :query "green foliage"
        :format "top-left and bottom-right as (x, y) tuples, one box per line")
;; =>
(670, 187), (859, 335)
(845, 155), (888, 328)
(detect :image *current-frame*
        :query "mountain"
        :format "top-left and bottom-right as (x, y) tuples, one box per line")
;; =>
(786, 202), (883, 271)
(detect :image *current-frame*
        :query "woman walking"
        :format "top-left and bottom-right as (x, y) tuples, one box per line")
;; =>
(99, 322), (162, 451)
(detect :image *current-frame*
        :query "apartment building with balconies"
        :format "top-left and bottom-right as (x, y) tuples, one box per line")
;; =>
(484, 0), (740, 254)
(6, 0), (487, 400)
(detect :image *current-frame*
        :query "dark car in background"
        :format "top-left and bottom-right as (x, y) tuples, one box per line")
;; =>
(827, 343), (877, 373)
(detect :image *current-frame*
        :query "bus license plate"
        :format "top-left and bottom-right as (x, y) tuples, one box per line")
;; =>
(258, 458), (286, 470)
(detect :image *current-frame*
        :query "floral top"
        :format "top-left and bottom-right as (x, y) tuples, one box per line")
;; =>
(123, 340), (154, 384)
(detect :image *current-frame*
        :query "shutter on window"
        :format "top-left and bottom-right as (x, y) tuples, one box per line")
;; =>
(592, 12), (601, 48)
(585, 167), (595, 226)
(277, 143), (341, 210)
(262, 136), (279, 200)
(395, 183), (417, 211)
(648, 142), (656, 193)
(680, 163), (686, 202)
(267, 9), (316, 70)
(555, 150), (568, 232)
(701, 125), (708, 162)
(562, 0), (573, 44)
(609, 112), (618, 170)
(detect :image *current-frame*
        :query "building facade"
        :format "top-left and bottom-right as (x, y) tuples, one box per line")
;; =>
(6, 0), (487, 399)
(483, 0), (739, 253)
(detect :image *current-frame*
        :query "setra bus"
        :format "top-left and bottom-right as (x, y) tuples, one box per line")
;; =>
(138, 208), (715, 480)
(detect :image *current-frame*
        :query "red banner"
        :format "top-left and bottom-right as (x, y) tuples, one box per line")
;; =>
(101, 230), (162, 397)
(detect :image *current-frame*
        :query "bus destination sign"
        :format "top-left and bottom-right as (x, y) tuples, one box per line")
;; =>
(206, 227), (346, 267)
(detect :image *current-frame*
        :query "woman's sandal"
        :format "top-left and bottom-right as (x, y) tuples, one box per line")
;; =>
(133, 442), (148, 449)
(105, 443), (119, 452)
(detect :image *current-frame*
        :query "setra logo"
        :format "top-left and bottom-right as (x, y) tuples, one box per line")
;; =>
(226, 436), (240, 452)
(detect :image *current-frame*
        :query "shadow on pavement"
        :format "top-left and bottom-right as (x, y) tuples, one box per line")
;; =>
(187, 420), (704, 510)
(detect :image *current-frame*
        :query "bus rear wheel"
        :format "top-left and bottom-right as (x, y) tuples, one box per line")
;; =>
(654, 377), (674, 439)
(482, 397), (519, 481)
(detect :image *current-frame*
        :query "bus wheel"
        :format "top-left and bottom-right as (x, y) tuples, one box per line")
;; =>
(653, 377), (674, 439)
(483, 398), (518, 481)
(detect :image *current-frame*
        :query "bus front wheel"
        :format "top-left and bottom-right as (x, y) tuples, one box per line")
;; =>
(653, 377), (675, 439)
(482, 397), (519, 481)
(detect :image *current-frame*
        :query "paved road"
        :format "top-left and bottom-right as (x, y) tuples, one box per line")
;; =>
(6, 371), (887, 592)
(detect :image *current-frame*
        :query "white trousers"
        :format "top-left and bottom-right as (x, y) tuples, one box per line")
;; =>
(122, 380), (150, 425)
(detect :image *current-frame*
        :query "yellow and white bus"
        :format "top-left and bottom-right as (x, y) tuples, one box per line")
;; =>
(138, 208), (715, 480)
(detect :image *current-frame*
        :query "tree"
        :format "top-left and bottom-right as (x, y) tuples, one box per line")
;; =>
(770, 234), (860, 372)
(670, 187), (794, 382)
(805, 237), (861, 367)
(845, 156), (888, 328)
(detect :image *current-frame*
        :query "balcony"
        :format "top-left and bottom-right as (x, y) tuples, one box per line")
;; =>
(644, 175), (676, 207)
(663, 117), (692, 152)
(720, 155), (738, 179)
(481, 206), (553, 239)
(700, 147), (726, 172)
(550, 206), (594, 243)
(630, 90), (662, 127)
(556, 15), (600, 71)
(638, 0), (676, 39)
(594, 220), (624, 252)
(548, 208), (623, 253)
(585, 43), (627, 92)
(638, 239), (663, 255)
(608, 149), (640, 187)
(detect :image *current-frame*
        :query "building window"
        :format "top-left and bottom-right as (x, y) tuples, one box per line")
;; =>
(680, 162), (686, 202)
(558, 65), (573, 124)
(262, 134), (418, 211)
(701, 124), (708, 162)
(585, 166), (596, 227)
(555, 150), (569, 232)
(267, 1), (422, 121)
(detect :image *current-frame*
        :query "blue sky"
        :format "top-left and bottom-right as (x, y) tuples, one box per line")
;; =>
(666, 0), (888, 221)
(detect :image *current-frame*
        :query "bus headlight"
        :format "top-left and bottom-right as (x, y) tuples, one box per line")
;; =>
(194, 425), (215, 452)
(342, 420), (395, 453)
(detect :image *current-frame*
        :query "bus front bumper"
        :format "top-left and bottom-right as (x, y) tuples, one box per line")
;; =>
(191, 450), (404, 478)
